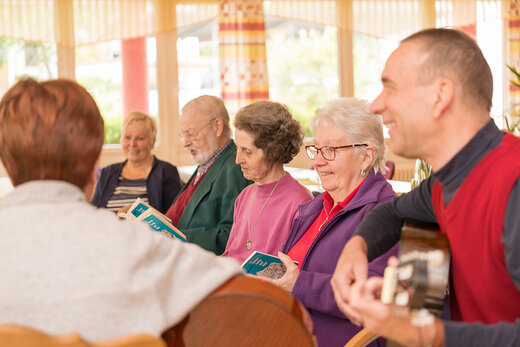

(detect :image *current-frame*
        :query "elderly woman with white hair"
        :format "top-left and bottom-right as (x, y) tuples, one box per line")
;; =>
(264, 97), (399, 347)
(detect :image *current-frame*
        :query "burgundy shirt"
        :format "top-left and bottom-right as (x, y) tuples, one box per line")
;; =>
(165, 171), (207, 226)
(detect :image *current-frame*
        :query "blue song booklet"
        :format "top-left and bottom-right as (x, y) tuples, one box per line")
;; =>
(241, 251), (298, 279)
(126, 198), (186, 241)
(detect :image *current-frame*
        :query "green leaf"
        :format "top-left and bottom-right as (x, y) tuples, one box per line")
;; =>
(511, 80), (520, 89)
(506, 64), (520, 81)
(507, 64), (520, 82)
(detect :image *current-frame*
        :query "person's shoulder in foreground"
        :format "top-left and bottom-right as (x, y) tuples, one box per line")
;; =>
(0, 78), (242, 342)
(0, 179), (241, 341)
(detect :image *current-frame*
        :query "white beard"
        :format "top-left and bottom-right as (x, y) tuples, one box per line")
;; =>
(191, 134), (219, 165)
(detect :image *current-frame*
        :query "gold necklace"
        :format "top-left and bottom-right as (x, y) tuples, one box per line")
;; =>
(246, 178), (281, 251)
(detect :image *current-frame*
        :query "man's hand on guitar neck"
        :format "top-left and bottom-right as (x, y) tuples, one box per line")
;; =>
(331, 235), (369, 325)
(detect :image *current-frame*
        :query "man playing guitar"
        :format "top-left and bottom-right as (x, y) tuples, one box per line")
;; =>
(331, 28), (520, 347)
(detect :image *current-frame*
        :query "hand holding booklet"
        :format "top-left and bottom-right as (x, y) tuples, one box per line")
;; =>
(241, 251), (298, 279)
(125, 198), (186, 241)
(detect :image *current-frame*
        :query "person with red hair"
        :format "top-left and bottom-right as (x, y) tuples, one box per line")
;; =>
(0, 78), (241, 342)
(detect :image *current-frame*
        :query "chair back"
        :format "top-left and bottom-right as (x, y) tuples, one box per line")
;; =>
(0, 324), (165, 347)
(344, 328), (378, 347)
(166, 275), (315, 347)
(384, 161), (395, 180)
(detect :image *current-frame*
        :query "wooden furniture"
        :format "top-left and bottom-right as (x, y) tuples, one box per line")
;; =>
(166, 275), (315, 347)
(344, 329), (378, 347)
(0, 324), (165, 347)
(384, 161), (395, 180)
(0, 276), (314, 347)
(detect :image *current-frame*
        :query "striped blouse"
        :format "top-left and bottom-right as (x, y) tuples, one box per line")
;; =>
(106, 176), (149, 213)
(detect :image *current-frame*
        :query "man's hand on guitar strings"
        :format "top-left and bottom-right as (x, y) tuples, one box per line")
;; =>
(349, 277), (396, 334)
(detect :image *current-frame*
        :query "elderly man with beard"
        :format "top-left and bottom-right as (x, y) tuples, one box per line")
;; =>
(165, 95), (252, 254)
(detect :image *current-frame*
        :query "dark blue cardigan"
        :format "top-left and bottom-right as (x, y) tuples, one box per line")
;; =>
(90, 156), (182, 214)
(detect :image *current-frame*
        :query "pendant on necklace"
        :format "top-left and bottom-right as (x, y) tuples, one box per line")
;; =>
(246, 240), (252, 251)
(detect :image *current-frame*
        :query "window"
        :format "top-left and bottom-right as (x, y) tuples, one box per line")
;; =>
(76, 38), (159, 145)
(177, 19), (220, 109)
(353, 33), (398, 101)
(476, 5), (503, 126)
(0, 39), (57, 96)
(76, 40), (123, 145)
(266, 17), (339, 135)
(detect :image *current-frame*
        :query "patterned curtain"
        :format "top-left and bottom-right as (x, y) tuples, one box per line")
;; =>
(218, 0), (269, 115)
(265, 0), (503, 40)
(508, 0), (520, 105)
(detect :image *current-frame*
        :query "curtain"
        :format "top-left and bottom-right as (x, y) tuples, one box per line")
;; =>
(0, 0), (55, 44)
(0, 0), (507, 46)
(509, 0), (520, 105)
(264, 0), (336, 27)
(0, 0), (218, 47)
(177, 2), (218, 28)
(218, 0), (269, 114)
(265, 0), (504, 39)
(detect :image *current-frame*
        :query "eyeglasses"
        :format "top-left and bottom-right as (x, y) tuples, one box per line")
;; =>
(305, 144), (368, 161)
(178, 118), (215, 141)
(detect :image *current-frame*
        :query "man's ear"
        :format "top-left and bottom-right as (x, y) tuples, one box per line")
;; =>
(213, 117), (224, 137)
(432, 78), (454, 118)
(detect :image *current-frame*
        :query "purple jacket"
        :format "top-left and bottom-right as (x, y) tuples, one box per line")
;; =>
(281, 172), (399, 347)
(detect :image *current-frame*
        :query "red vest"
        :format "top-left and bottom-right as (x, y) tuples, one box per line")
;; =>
(431, 133), (520, 324)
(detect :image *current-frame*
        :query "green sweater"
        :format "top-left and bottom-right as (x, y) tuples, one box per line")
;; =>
(175, 141), (252, 254)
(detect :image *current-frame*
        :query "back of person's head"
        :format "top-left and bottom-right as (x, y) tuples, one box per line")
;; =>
(123, 111), (157, 144)
(402, 28), (493, 112)
(234, 100), (304, 164)
(312, 97), (387, 175)
(0, 78), (104, 188)
(182, 95), (232, 138)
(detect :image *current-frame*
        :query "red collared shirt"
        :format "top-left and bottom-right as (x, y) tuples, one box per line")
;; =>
(287, 179), (365, 269)
(165, 170), (209, 226)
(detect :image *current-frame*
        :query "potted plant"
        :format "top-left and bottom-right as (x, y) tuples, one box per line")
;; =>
(505, 65), (520, 136)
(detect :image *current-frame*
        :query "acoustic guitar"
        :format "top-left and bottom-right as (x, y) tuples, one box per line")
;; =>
(164, 276), (315, 347)
(381, 219), (450, 317)
(346, 220), (450, 347)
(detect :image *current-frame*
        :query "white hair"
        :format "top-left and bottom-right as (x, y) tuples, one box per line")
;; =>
(311, 97), (387, 175)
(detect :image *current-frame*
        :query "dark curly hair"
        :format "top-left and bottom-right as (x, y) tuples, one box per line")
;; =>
(234, 101), (304, 164)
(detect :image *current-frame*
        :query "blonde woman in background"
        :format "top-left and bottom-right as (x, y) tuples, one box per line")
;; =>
(91, 111), (182, 214)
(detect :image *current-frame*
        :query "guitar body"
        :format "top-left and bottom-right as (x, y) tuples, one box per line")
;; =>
(357, 221), (451, 347)
(399, 220), (450, 315)
(382, 219), (450, 316)
(164, 276), (315, 347)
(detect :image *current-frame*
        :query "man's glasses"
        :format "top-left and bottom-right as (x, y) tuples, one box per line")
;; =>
(305, 144), (368, 161)
(178, 118), (216, 141)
